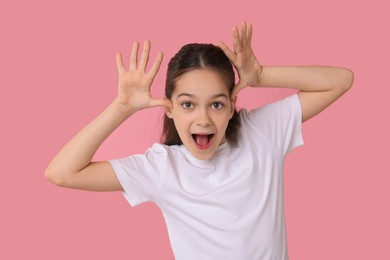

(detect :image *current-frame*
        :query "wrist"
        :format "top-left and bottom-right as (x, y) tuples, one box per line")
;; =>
(256, 65), (265, 87)
(111, 97), (138, 118)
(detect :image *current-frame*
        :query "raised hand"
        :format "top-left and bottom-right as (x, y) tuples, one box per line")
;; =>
(218, 22), (264, 98)
(116, 40), (171, 112)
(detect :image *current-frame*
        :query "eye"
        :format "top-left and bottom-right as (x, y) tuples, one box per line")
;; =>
(211, 102), (224, 109)
(181, 101), (193, 109)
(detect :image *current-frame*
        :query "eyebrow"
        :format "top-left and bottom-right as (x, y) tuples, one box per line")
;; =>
(177, 93), (229, 99)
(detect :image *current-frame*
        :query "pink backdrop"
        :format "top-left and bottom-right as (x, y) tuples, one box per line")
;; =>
(1, 0), (389, 259)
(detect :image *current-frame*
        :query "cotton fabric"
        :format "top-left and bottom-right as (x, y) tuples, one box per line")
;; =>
(109, 94), (303, 260)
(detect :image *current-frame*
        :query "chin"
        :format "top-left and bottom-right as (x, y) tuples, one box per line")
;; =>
(188, 147), (216, 160)
(194, 153), (214, 160)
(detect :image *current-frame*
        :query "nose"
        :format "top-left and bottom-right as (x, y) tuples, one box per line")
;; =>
(195, 108), (212, 127)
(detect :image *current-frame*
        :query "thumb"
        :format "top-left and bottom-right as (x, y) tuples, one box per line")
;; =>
(149, 97), (172, 109)
(231, 81), (246, 99)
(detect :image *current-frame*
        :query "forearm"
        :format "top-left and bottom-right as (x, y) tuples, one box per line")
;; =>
(45, 99), (135, 180)
(258, 66), (354, 93)
(220, 22), (354, 122)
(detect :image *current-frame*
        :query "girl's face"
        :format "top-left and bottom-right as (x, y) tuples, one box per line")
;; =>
(165, 69), (235, 160)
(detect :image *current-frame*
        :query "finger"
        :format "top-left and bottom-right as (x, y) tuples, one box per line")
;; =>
(138, 40), (151, 72)
(241, 21), (247, 46)
(129, 41), (139, 70)
(116, 52), (125, 73)
(148, 51), (164, 78)
(217, 41), (236, 63)
(232, 26), (241, 53)
(247, 23), (253, 43)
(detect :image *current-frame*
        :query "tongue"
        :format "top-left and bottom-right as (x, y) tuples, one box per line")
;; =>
(195, 135), (209, 146)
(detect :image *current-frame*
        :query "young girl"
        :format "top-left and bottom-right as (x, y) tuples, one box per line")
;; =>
(45, 22), (353, 259)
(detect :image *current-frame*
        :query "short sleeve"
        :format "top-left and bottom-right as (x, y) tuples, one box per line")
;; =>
(109, 144), (167, 207)
(243, 94), (304, 155)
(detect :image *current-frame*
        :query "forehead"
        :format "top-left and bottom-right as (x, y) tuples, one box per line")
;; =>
(173, 69), (230, 98)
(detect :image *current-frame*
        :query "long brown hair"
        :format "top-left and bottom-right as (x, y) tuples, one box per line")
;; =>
(161, 43), (240, 145)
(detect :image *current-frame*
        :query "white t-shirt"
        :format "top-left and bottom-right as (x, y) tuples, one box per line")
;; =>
(110, 94), (304, 260)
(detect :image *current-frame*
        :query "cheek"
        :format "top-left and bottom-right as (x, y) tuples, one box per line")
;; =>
(215, 115), (231, 130)
(171, 110), (186, 122)
(172, 113), (190, 131)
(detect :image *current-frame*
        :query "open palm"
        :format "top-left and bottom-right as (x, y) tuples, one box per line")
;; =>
(116, 40), (171, 112)
(218, 22), (263, 98)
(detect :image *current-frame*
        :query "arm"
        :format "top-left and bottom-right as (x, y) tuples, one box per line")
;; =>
(45, 40), (171, 191)
(260, 66), (353, 122)
(218, 22), (354, 122)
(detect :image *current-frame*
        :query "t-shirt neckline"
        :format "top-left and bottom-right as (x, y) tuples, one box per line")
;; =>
(180, 141), (230, 166)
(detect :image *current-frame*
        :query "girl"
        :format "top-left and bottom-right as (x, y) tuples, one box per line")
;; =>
(45, 22), (353, 259)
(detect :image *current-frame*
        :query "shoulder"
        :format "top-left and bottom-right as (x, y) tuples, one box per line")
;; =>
(148, 143), (170, 155)
(110, 143), (186, 179)
(113, 143), (177, 167)
(143, 143), (187, 164)
(243, 94), (300, 116)
(148, 143), (183, 156)
(236, 94), (303, 154)
(238, 94), (301, 125)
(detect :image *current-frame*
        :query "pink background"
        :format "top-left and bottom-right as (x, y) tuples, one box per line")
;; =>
(1, 0), (389, 259)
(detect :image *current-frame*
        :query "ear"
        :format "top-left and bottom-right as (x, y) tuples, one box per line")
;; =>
(165, 105), (173, 119)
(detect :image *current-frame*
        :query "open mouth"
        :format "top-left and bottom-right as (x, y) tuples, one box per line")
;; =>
(191, 134), (214, 149)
